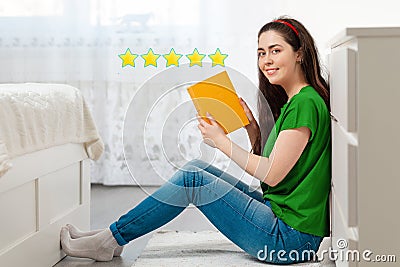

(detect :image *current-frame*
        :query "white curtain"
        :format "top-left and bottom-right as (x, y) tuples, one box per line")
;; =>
(0, 0), (276, 185)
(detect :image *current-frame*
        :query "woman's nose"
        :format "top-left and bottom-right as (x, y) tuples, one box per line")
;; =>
(262, 55), (272, 66)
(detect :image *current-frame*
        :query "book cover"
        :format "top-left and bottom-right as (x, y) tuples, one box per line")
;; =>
(187, 71), (250, 134)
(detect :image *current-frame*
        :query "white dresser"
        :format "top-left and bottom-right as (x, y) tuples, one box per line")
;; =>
(329, 28), (400, 266)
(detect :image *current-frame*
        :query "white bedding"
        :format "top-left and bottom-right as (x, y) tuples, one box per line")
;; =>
(0, 83), (103, 177)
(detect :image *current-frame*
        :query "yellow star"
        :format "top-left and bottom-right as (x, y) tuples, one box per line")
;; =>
(186, 48), (206, 67)
(118, 48), (138, 67)
(208, 48), (228, 67)
(163, 48), (183, 67)
(141, 48), (161, 67)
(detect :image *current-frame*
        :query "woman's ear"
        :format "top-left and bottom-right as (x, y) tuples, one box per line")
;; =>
(296, 48), (303, 64)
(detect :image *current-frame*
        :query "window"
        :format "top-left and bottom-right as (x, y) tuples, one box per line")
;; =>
(0, 0), (63, 17)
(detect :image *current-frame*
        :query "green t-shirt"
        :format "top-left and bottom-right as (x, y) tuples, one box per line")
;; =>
(261, 85), (331, 237)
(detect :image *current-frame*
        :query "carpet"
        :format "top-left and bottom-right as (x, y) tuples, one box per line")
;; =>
(132, 230), (335, 267)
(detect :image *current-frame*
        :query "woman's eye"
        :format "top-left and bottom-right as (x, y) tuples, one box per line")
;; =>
(258, 52), (265, 57)
(272, 49), (280, 54)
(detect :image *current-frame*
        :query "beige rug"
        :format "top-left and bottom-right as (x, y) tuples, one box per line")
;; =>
(132, 230), (335, 267)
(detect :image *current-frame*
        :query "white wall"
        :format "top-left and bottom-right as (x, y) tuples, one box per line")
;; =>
(271, 0), (400, 59)
(198, 0), (400, 85)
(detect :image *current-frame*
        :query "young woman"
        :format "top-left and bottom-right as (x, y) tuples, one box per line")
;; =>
(61, 17), (331, 264)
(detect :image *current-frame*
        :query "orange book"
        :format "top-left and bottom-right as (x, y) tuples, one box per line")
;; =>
(187, 71), (250, 134)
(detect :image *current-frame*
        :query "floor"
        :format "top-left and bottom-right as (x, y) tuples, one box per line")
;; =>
(133, 230), (332, 267)
(54, 184), (217, 267)
(54, 184), (333, 267)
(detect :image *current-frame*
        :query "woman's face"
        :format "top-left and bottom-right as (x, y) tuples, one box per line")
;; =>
(258, 30), (301, 88)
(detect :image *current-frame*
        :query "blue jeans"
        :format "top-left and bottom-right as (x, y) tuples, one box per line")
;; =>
(110, 159), (323, 264)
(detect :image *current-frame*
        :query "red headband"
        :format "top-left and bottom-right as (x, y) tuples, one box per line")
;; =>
(274, 20), (299, 36)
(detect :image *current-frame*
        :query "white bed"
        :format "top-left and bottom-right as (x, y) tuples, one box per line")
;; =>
(0, 83), (103, 267)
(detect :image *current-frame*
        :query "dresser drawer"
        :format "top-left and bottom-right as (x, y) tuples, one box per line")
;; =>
(329, 47), (357, 132)
(332, 192), (359, 267)
(331, 121), (358, 227)
(332, 187), (358, 238)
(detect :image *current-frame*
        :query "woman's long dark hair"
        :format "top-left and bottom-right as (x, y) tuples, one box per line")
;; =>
(252, 16), (330, 155)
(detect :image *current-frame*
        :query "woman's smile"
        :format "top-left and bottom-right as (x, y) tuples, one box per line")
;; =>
(265, 67), (279, 76)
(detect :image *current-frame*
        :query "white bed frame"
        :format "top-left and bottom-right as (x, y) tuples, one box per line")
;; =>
(0, 143), (90, 267)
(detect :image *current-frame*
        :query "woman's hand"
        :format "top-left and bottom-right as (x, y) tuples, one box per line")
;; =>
(197, 113), (228, 148)
(239, 97), (259, 130)
(239, 97), (260, 143)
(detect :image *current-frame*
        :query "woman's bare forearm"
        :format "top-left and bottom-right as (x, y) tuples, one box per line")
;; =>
(216, 136), (272, 184)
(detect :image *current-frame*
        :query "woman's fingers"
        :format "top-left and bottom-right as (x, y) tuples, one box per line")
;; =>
(239, 97), (249, 111)
(197, 124), (204, 135)
(206, 112), (217, 125)
(196, 113), (202, 123)
(197, 123), (207, 137)
(197, 113), (217, 127)
(198, 118), (209, 127)
(197, 117), (210, 138)
(197, 113), (211, 125)
(239, 97), (255, 121)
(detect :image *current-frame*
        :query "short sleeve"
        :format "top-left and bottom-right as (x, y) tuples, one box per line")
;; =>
(279, 97), (318, 142)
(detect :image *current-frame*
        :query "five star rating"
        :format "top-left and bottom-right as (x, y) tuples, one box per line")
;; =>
(119, 48), (228, 68)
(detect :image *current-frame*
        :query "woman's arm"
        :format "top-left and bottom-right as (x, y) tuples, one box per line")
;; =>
(198, 114), (310, 187)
